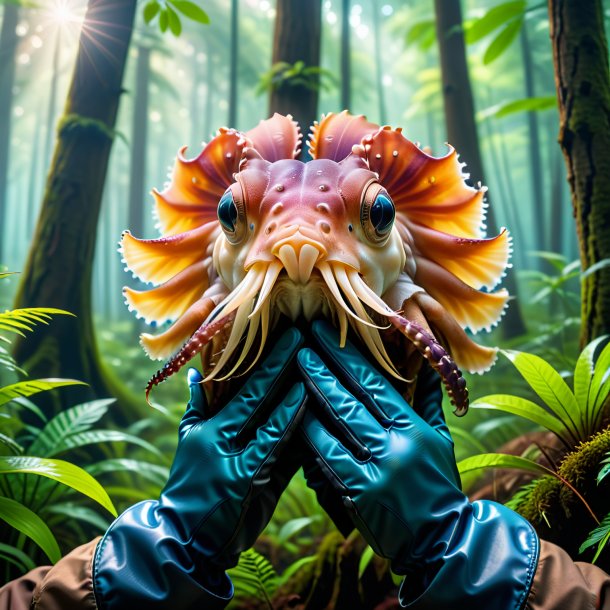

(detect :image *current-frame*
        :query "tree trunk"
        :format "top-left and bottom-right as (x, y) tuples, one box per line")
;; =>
(127, 44), (151, 239)
(269, 0), (322, 154)
(340, 0), (351, 110)
(0, 2), (19, 264)
(434, 0), (527, 337)
(13, 0), (142, 415)
(548, 0), (610, 345)
(371, 0), (387, 125)
(203, 40), (214, 140)
(520, 23), (546, 256)
(228, 0), (238, 127)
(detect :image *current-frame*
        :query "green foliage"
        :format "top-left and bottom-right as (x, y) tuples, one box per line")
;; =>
(143, 0), (209, 37)
(0, 496), (61, 563)
(257, 61), (337, 95)
(405, 19), (436, 50)
(470, 337), (610, 448)
(484, 95), (557, 118)
(227, 549), (278, 609)
(580, 452), (610, 562)
(464, 0), (526, 64)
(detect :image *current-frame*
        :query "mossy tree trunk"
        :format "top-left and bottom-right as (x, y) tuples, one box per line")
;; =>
(340, 0), (351, 111)
(548, 0), (610, 346)
(269, 0), (322, 154)
(434, 0), (527, 338)
(0, 2), (19, 264)
(13, 0), (142, 416)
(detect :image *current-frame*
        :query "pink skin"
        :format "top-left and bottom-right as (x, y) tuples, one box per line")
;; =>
(144, 155), (471, 414)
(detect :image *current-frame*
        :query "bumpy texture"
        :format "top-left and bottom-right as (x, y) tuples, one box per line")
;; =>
(120, 112), (511, 414)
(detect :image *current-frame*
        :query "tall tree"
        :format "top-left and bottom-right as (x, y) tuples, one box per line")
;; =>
(520, 22), (546, 255)
(370, 0), (387, 124)
(0, 2), (19, 264)
(128, 43), (151, 239)
(228, 0), (238, 126)
(434, 0), (526, 337)
(13, 0), (141, 413)
(340, 0), (351, 110)
(269, 0), (322, 147)
(548, 0), (610, 345)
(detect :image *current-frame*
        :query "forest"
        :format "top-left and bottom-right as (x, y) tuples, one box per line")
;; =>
(0, 0), (609, 607)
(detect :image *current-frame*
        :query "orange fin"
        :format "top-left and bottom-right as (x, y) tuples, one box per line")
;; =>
(140, 295), (219, 360)
(361, 127), (486, 238)
(406, 221), (511, 290)
(155, 128), (246, 235)
(124, 261), (209, 325)
(120, 222), (219, 285)
(309, 111), (379, 161)
(245, 113), (302, 161)
(414, 256), (509, 333)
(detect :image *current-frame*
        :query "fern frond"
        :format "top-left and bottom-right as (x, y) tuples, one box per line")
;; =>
(228, 548), (278, 608)
(580, 511), (610, 563)
(0, 308), (74, 338)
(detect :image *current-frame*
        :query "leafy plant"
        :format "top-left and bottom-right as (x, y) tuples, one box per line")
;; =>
(469, 336), (610, 449)
(580, 452), (610, 563)
(256, 61), (337, 95)
(228, 549), (279, 609)
(143, 0), (209, 36)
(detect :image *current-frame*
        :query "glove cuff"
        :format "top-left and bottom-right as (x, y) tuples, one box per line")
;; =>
(93, 501), (233, 610)
(398, 500), (539, 610)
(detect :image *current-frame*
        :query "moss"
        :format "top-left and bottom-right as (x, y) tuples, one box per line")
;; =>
(512, 426), (610, 526)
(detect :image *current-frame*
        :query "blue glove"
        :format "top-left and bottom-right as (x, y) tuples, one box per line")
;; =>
(299, 321), (539, 609)
(93, 328), (307, 610)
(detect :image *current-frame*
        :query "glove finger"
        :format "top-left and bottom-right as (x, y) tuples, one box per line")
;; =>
(300, 409), (367, 492)
(220, 327), (304, 440)
(179, 368), (208, 438)
(243, 382), (307, 476)
(298, 348), (388, 458)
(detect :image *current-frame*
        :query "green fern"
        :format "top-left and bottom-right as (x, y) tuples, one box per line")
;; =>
(227, 548), (278, 608)
(0, 308), (74, 337)
(580, 512), (610, 563)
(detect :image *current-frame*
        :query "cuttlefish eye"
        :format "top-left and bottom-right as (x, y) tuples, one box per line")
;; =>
(217, 186), (246, 244)
(360, 183), (395, 244)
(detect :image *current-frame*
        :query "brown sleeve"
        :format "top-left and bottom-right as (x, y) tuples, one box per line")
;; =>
(0, 538), (101, 610)
(526, 540), (610, 609)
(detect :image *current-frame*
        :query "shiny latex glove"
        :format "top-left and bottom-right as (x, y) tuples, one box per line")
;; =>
(298, 321), (539, 609)
(93, 328), (307, 610)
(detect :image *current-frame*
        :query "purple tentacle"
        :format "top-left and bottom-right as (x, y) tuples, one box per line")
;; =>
(145, 312), (236, 404)
(391, 315), (469, 416)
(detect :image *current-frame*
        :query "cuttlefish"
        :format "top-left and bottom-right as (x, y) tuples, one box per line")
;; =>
(120, 112), (511, 415)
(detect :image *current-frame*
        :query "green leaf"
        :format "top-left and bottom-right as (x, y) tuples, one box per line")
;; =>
(0, 379), (87, 408)
(277, 516), (320, 545)
(143, 0), (160, 24)
(590, 341), (610, 426)
(0, 456), (117, 516)
(228, 548), (278, 605)
(87, 458), (169, 487)
(166, 4), (182, 36)
(277, 555), (316, 587)
(0, 542), (37, 573)
(457, 453), (549, 477)
(483, 16), (524, 64)
(0, 271), (19, 281)
(0, 307), (74, 337)
(579, 512), (610, 563)
(358, 545), (375, 579)
(51, 430), (162, 458)
(169, 0), (209, 24)
(46, 502), (111, 532)
(574, 336), (608, 412)
(465, 1), (526, 43)
(0, 496), (61, 563)
(406, 19), (435, 48)
(470, 395), (570, 443)
(501, 350), (583, 441)
(0, 432), (24, 454)
(159, 7), (168, 32)
(598, 456), (610, 485)
(581, 258), (610, 279)
(28, 398), (115, 456)
(493, 96), (557, 118)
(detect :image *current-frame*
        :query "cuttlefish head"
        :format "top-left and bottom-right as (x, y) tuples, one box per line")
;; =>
(122, 112), (510, 412)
